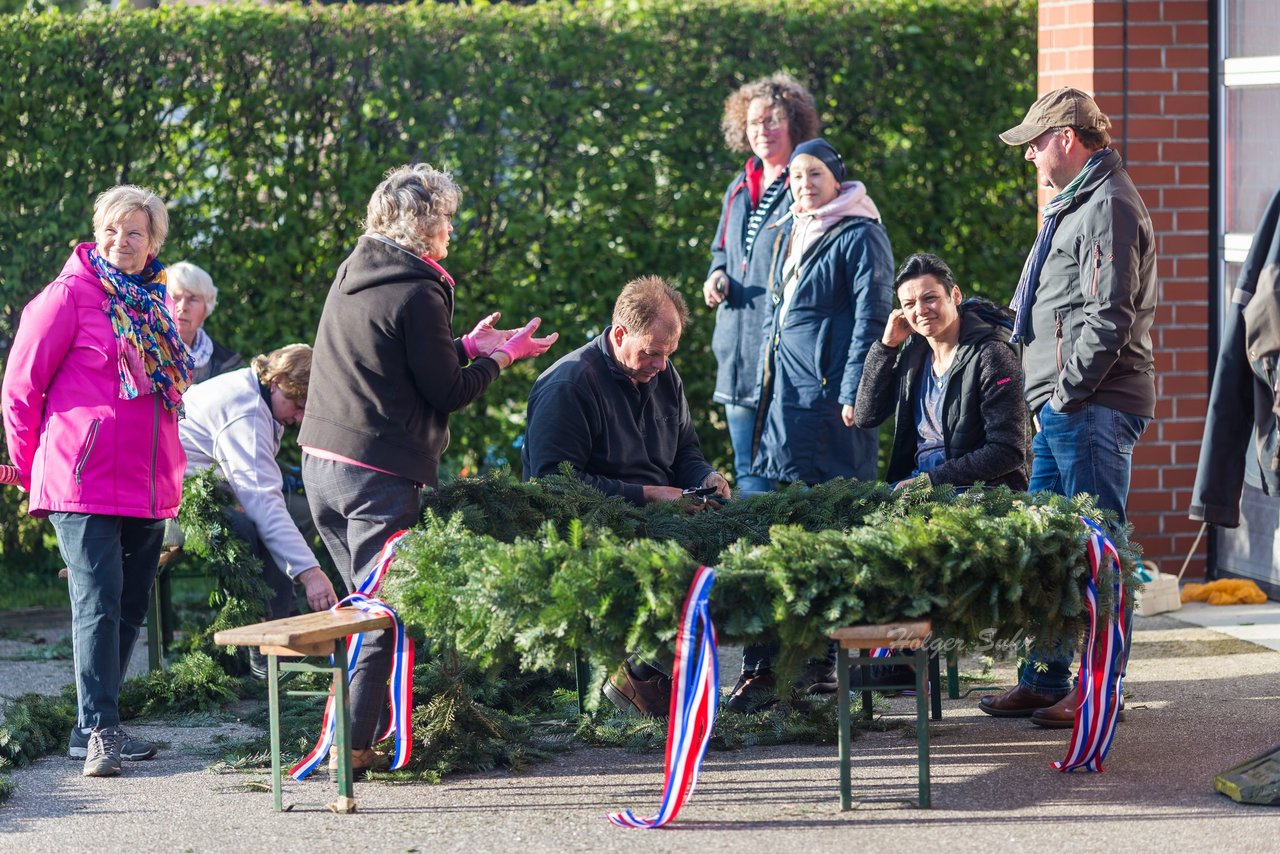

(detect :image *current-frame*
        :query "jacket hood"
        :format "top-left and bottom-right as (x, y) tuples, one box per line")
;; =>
(958, 298), (1015, 347)
(787, 180), (881, 228)
(784, 181), (881, 273)
(64, 242), (98, 281)
(339, 235), (443, 295)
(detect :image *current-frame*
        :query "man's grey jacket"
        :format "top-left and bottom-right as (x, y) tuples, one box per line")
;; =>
(1021, 147), (1157, 418)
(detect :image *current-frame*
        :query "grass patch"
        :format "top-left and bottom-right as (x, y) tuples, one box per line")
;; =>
(0, 635), (73, 662)
(0, 573), (68, 611)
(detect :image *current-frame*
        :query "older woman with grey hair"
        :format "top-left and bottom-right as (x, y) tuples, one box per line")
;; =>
(167, 261), (244, 383)
(298, 162), (557, 772)
(2, 185), (192, 777)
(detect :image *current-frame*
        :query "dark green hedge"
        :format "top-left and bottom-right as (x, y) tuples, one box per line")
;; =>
(0, 0), (1036, 570)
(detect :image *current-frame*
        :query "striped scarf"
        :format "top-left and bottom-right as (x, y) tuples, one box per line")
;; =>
(1009, 148), (1111, 343)
(89, 248), (193, 411)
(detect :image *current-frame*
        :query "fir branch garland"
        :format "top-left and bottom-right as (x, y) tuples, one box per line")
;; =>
(384, 472), (1139, 678)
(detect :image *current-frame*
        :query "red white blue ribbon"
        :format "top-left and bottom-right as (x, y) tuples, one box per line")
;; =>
(607, 565), (718, 829)
(1053, 517), (1127, 772)
(290, 530), (415, 779)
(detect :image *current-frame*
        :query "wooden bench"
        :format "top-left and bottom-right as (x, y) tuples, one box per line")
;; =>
(215, 609), (393, 813)
(830, 619), (934, 809)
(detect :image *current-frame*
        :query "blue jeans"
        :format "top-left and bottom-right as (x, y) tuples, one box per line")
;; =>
(1020, 402), (1149, 695)
(725, 403), (772, 495)
(50, 513), (165, 730)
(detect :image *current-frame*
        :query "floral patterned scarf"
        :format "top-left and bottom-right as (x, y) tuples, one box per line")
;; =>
(88, 247), (193, 411)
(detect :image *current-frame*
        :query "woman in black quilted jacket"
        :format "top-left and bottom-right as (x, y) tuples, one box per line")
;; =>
(854, 252), (1030, 491)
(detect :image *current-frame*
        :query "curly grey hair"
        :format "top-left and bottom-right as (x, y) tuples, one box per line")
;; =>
(363, 163), (460, 257)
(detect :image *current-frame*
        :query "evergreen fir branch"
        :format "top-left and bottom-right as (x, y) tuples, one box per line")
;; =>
(386, 472), (1140, 674)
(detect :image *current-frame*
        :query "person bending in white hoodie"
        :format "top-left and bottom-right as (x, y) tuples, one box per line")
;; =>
(178, 344), (338, 637)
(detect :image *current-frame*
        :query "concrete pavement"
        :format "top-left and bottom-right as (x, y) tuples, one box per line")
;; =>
(2, 604), (1279, 852)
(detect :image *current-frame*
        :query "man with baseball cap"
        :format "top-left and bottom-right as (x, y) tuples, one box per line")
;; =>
(979, 87), (1158, 727)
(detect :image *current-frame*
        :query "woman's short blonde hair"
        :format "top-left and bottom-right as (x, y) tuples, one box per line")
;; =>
(166, 261), (219, 314)
(364, 163), (460, 257)
(251, 344), (312, 404)
(720, 72), (819, 154)
(93, 185), (169, 252)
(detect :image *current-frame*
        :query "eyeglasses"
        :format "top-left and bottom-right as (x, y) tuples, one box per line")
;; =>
(1024, 129), (1075, 158)
(1026, 128), (1066, 156)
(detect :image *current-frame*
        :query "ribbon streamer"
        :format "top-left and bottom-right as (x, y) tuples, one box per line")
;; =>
(1053, 517), (1127, 772)
(290, 530), (415, 780)
(608, 565), (719, 829)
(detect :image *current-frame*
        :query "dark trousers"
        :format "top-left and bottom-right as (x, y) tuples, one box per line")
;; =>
(223, 508), (297, 621)
(50, 512), (165, 730)
(303, 455), (421, 749)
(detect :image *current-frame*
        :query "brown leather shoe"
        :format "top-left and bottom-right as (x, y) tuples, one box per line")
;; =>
(978, 684), (1069, 717)
(1030, 687), (1127, 729)
(726, 670), (779, 714)
(602, 663), (671, 718)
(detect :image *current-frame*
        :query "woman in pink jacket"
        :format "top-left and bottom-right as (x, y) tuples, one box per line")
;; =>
(2, 185), (192, 778)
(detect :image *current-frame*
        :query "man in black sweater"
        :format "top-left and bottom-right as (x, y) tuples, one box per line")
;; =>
(522, 275), (729, 507)
(522, 275), (729, 716)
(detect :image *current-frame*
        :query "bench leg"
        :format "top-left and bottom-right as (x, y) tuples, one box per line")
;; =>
(947, 649), (960, 700)
(837, 645), (852, 811)
(574, 650), (591, 717)
(859, 650), (874, 721)
(146, 580), (164, 674)
(913, 647), (931, 808)
(159, 569), (175, 649)
(332, 639), (355, 808)
(268, 652), (283, 811)
(928, 651), (942, 721)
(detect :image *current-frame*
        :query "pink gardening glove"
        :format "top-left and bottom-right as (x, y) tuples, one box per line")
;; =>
(462, 312), (516, 360)
(496, 317), (558, 364)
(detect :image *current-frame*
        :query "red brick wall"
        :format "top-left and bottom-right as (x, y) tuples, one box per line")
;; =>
(1037, 0), (1212, 576)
